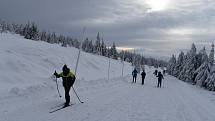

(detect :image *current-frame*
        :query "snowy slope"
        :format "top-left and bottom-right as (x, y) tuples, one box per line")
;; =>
(1, 33), (215, 121)
(0, 33), (132, 95)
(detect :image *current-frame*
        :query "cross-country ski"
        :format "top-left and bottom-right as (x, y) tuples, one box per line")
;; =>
(49, 104), (74, 113)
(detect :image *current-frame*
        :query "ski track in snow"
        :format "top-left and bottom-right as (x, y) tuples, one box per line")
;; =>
(1, 71), (215, 121)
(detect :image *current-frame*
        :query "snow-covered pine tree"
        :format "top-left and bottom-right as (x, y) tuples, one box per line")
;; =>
(0, 20), (3, 32)
(58, 35), (66, 47)
(167, 54), (176, 75)
(11, 23), (20, 34)
(173, 51), (184, 77)
(110, 42), (118, 59)
(82, 37), (96, 53)
(94, 32), (101, 55)
(205, 43), (215, 90)
(17, 24), (24, 36)
(50, 32), (57, 44)
(39, 31), (47, 41)
(101, 40), (107, 56)
(23, 22), (31, 39)
(24, 23), (39, 40)
(197, 47), (208, 67)
(46, 33), (51, 43)
(194, 62), (210, 86)
(81, 38), (88, 52)
(119, 50), (125, 61)
(208, 43), (214, 65)
(178, 43), (197, 82)
(67, 37), (74, 47)
(193, 47), (209, 85)
(206, 65), (215, 91)
(73, 38), (80, 49)
(89, 40), (94, 53)
(6, 23), (12, 32)
(0, 20), (7, 33)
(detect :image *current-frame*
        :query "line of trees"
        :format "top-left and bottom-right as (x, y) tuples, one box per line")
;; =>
(118, 51), (167, 68)
(167, 43), (215, 91)
(0, 20), (167, 68)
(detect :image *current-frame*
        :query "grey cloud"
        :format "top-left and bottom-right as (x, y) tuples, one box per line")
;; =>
(0, 0), (215, 58)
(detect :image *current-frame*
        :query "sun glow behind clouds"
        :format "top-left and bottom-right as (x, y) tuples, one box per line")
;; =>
(145, 0), (170, 12)
(116, 47), (134, 51)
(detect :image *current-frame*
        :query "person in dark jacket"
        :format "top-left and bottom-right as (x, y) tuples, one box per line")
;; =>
(54, 65), (76, 107)
(132, 68), (138, 83)
(163, 69), (166, 75)
(153, 69), (158, 76)
(141, 70), (146, 85)
(157, 71), (164, 88)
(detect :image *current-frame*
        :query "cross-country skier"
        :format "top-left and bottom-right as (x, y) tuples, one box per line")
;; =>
(156, 71), (164, 88)
(141, 70), (146, 85)
(132, 68), (138, 83)
(54, 65), (76, 107)
(153, 69), (158, 76)
(163, 69), (166, 75)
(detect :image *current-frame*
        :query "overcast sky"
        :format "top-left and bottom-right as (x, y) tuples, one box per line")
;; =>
(1, 0), (215, 58)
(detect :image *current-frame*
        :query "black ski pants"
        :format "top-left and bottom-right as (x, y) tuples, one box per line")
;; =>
(64, 86), (72, 105)
(133, 76), (137, 83)
(142, 76), (145, 85)
(157, 79), (162, 88)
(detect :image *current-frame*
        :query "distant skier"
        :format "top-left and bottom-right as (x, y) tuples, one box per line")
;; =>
(132, 68), (138, 83)
(157, 71), (164, 88)
(141, 70), (146, 85)
(163, 69), (166, 75)
(153, 69), (158, 76)
(54, 65), (76, 107)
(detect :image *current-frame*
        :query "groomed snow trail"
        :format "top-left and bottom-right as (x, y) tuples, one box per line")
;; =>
(1, 71), (215, 121)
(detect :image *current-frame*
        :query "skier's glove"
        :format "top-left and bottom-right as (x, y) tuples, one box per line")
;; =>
(54, 71), (58, 76)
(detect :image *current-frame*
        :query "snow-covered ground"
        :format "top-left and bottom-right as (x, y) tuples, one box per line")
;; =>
(1, 33), (215, 121)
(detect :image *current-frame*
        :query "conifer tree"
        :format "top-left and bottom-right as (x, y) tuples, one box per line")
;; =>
(167, 54), (176, 75)
(173, 52), (184, 77)
(209, 43), (214, 65)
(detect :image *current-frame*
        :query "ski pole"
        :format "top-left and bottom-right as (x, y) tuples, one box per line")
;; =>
(55, 77), (62, 98)
(72, 86), (84, 103)
(73, 27), (85, 103)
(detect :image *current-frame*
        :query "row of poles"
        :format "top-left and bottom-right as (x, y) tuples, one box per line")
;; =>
(74, 27), (139, 79)
(55, 27), (137, 103)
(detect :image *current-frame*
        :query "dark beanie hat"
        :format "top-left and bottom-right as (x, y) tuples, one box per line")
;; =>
(62, 64), (67, 71)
